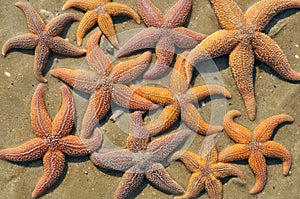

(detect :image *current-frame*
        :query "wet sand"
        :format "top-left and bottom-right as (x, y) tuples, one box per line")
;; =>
(0, 0), (299, 198)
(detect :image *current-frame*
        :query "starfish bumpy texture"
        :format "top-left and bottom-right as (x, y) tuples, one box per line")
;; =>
(51, 31), (158, 138)
(170, 136), (245, 199)
(116, 0), (207, 79)
(131, 51), (231, 135)
(62, 0), (140, 48)
(219, 110), (293, 194)
(186, 0), (300, 120)
(2, 2), (86, 83)
(0, 84), (102, 198)
(91, 111), (191, 199)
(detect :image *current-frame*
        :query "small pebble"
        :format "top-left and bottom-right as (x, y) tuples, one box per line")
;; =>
(295, 55), (299, 59)
(4, 71), (11, 77)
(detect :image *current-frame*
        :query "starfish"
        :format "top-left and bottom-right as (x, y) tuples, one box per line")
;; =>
(91, 111), (191, 199)
(170, 135), (245, 199)
(62, 0), (141, 48)
(0, 84), (102, 198)
(186, 0), (300, 120)
(2, 2), (86, 83)
(131, 51), (231, 136)
(51, 31), (158, 138)
(219, 110), (293, 194)
(116, 0), (207, 79)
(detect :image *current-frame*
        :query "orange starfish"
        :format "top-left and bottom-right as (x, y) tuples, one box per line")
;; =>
(0, 84), (102, 198)
(2, 2), (86, 83)
(91, 111), (191, 198)
(116, 0), (207, 79)
(186, 0), (300, 120)
(62, 0), (140, 48)
(131, 51), (231, 136)
(51, 31), (158, 138)
(219, 110), (293, 194)
(170, 136), (245, 199)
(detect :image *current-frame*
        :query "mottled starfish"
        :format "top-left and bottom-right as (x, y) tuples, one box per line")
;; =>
(62, 0), (140, 48)
(186, 0), (300, 120)
(131, 51), (231, 136)
(2, 2), (86, 83)
(219, 110), (293, 194)
(116, 0), (207, 79)
(170, 135), (245, 199)
(91, 111), (191, 198)
(51, 31), (158, 138)
(0, 84), (102, 198)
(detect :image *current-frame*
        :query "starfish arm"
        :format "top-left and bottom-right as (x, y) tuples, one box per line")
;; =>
(80, 89), (111, 138)
(223, 110), (252, 144)
(175, 173), (205, 199)
(174, 150), (202, 172)
(127, 111), (149, 152)
(164, 0), (192, 28)
(186, 85), (231, 103)
(130, 84), (175, 106)
(252, 32), (300, 81)
(254, 114), (294, 142)
(50, 68), (101, 93)
(59, 129), (103, 156)
(112, 84), (159, 110)
(171, 27), (207, 49)
(46, 13), (80, 36)
(31, 84), (52, 137)
(34, 43), (50, 83)
(199, 138), (218, 163)
(2, 33), (38, 55)
(143, 37), (175, 79)
(229, 40), (256, 120)
(146, 104), (180, 136)
(97, 13), (119, 48)
(170, 51), (189, 93)
(86, 31), (112, 76)
(205, 175), (222, 199)
(211, 162), (245, 181)
(186, 30), (240, 83)
(209, 0), (245, 30)
(62, 0), (99, 11)
(245, 0), (300, 31)
(261, 141), (291, 175)
(248, 152), (267, 194)
(0, 138), (47, 162)
(91, 149), (134, 171)
(32, 150), (65, 198)
(15, 2), (45, 34)
(48, 36), (86, 56)
(105, 2), (141, 23)
(116, 27), (161, 57)
(76, 10), (98, 46)
(137, 0), (164, 27)
(218, 144), (251, 163)
(114, 166), (144, 199)
(147, 130), (191, 162)
(52, 85), (74, 137)
(145, 163), (184, 195)
(181, 103), (223, 135)
(111, 51), (152, 84)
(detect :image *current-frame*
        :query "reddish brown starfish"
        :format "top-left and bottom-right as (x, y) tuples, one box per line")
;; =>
(186, 0), (300, 120)
(2, 2), (86, 83)
(0, 84), (102, 198)
(62, 0), (140, 48)
(131, 51), (231, 135)
(91, 111), (191, 198)
(51, 31), (158, 138)
(219, 110), (293, 194)
(116, 0), (207, 79)
(170, 136), (245, 199)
